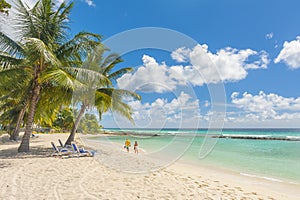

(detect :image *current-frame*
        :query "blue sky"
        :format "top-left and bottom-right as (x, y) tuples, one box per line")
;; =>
(4, 0), (300, 128)
(70, 0), (300, 128)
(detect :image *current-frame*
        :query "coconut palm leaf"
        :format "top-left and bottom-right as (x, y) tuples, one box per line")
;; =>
(14, 0), (38, 39)
(0, 32), (23, 56)
(56, 32), (102, 62)
(108, 67), (133, 80)
(100, 53), (122, 72)
(23, 37), (61, 67)
(0, 52), (23, 68)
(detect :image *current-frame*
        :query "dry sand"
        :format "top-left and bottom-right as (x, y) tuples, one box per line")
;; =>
(0, 133), (299, 200)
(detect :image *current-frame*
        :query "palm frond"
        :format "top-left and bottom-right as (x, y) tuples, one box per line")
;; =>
(100, 54), (123, 73)
(23, 37), (61, 67)
(56, 32), (102, 60)
(95, 88), (140, 122)
(108, 67), (133, 80)
(14, 0), (39, 39)
(64, 67), (111, 88)
(0, 32), (23, 56)
(0, 52), (23, 69)
(97, 88), (141, 101)
(41, 67), (82, 90)
(111, 100), (134, 122)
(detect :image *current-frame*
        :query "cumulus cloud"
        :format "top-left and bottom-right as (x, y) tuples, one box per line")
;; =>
(117, 55), (179, 93)
(187, 45), (269, 84)
(110, 92), (200, 128)
(102, 91), (300, 128)
(117, 44), (269, 93)
(231, 91), (300, 120)
(171, 47), (190, 62)
(274, 36), (300, 69)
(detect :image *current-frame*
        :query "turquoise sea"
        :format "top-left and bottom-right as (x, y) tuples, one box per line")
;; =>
(93, 129), (300, 184)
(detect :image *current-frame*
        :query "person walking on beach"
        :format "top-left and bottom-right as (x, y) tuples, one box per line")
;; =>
(124, 139), (131, 152)
(134, 141), (138, 154)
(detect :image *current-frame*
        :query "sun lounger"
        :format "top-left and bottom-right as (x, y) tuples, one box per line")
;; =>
(71, 143), (95, 157)
(31, 133), (39, 138)
(58, 139), (64, 147)
(58, 139), (72, 149)
(51, 142), (72, 157)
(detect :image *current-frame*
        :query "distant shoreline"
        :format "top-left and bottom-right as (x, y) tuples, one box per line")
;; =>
(98, 129), (300, 141)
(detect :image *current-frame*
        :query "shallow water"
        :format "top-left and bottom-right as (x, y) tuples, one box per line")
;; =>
(92, 129), (300, 184)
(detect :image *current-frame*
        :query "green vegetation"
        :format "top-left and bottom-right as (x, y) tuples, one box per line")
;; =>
(64, 45), (141, 145)
(78, 113), (103, 134)
(52, 108), (75, 132)
(0, 0), (140, 152)
(0, 0), (11, 15)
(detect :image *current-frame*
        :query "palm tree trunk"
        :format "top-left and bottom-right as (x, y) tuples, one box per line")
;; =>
(18, 84), (41, 152)
(10, 107), (26, 141)
(65, 103), (87, 145)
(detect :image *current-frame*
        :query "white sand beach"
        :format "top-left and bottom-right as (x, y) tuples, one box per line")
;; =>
(0, 133), (299, 200)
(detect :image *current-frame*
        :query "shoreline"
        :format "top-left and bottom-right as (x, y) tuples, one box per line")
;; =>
(86, 132), (300, 185)
(81, 133), (300, 199)
(99, 129), (300, 141)
(0, 133), (299, 199)
(178, 156), (300, 186)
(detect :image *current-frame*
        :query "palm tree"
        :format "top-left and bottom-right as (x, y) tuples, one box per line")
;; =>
(65, 46), (141, 145)
(0, 66), (30, 140)
(0, 0), (103, 152)
(53, 107), (74, 132)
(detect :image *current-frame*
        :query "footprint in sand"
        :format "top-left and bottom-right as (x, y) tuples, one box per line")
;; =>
(235, 186), (243, 191)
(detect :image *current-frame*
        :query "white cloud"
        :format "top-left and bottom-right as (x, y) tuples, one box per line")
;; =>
(181, 44), (269, 72)
(231, 91), (300, 120)
(274, 36), (300, 69)
(84, 0), (95, 7)
(117, 55), (179, 93)
(109, 92), (200, 128)
(171, 47), (190, 62)
(204, 100), (210, 107)
(117, 44), (269, 93)
(274, 40), (279, 49)
(102, 91), (300, 128)
(265, 32), (274, 40)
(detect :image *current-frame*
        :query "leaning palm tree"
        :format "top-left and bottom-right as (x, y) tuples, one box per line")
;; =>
(65, 46), (141, 145)
(0, 94), (28, 140)
(0, 0), (103, 152)
(0, 65), (30, 140)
